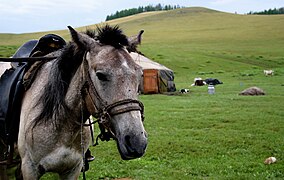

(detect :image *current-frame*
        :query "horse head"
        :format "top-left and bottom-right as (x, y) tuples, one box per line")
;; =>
(68, 26), (148, 160)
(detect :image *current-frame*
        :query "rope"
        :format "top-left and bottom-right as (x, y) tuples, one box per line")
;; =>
(79, 59), (87, 180)
(80, 98), (87, 180)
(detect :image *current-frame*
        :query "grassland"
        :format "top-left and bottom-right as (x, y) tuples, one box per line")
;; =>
(2, 7), (284, 179)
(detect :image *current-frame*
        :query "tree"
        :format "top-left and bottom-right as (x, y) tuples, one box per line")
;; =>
(249, 7), (284, 15)
(105, 4), (185, 21)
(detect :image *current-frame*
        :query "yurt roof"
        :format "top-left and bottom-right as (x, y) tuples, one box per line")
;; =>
(130, 52), (172, 71)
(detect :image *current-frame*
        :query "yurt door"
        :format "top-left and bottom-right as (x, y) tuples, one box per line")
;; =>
(143, 69), (159, 94)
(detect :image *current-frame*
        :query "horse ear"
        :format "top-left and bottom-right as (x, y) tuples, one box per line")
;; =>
(67, 26), (96, 49)
(127, 30), (144, 52)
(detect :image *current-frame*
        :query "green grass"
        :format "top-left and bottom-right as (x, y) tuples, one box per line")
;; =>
(0, 45), (18, 57)
(82, 75), (284, 179)
(2, 7), (284, 179)
(82, 78), (284, 179)
(83, 89), (284, 179)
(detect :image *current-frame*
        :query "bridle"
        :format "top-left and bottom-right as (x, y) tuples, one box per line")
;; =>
(78, 51), (145, 178)
(80, 51), (145, 142)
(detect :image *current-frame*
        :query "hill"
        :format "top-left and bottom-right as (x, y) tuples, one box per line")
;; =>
(1, 7), (284, 85)
(115, 7), (284, 86)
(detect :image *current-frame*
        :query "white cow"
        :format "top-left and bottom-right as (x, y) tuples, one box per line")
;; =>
(263, 70), (274, 76)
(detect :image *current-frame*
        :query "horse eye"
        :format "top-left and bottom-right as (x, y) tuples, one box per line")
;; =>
(96, 72), (108, 81)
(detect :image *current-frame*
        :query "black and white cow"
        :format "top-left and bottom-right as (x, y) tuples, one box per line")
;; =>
(204, 78), (223, 85)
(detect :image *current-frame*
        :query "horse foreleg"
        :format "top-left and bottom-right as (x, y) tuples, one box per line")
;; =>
(20, 156), (42, 180)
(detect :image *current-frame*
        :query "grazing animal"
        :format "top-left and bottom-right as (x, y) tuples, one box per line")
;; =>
(180, 88), (189, 93)
(263, 70), (274, 76)
(0, 25), (148, 179)
(204, 78), (223, 85)
(191, 77), (206, 86)
(239, 86), (265, 96)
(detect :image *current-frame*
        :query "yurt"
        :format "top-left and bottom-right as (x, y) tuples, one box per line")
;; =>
(130, 52), (176, 94)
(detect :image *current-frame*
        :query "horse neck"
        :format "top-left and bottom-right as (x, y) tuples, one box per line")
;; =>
(65, 62), (88, 122)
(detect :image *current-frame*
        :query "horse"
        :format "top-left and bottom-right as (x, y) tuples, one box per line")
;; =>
(4, 25), (148, 179)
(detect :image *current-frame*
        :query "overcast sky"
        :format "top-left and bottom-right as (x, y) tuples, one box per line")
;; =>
(0, 0), (283, 34)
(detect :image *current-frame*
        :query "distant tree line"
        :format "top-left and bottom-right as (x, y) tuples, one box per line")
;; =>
(248, 7), (284, 15)
(106, 4), (183, 21)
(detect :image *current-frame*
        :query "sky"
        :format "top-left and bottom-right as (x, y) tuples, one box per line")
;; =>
(0, 0), (283, 34)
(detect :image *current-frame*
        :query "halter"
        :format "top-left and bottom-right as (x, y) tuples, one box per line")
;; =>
(80, 52), (145, 141)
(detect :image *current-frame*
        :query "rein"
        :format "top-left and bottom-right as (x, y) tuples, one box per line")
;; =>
(0, 56), (57, 62)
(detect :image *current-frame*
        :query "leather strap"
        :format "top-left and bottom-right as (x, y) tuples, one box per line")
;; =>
(0, 56), (57, 62)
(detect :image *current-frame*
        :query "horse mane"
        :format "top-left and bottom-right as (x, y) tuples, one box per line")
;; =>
(96, 25), (129, 48)
(33, 25), (128, 128)
(32, 44), (85, 128)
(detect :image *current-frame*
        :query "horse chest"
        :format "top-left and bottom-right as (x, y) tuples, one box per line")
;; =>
(40, 146), (83, 172)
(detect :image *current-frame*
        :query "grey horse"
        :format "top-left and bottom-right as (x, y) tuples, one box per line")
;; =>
(0, 25), (148, 179)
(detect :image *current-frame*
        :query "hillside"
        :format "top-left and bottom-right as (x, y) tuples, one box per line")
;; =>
(115, 8), (284, 84)
(1, 7), (284, 86)
(109, 7), (284, 86)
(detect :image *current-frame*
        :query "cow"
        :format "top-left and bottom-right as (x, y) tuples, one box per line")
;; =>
(264, 70), (274, 76)
(191, 77), (206, 86)
(204, 78), (223, 85)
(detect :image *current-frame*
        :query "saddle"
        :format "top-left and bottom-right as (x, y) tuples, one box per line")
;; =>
(0, 34), (66, 164)
(11, 34), (66, 68)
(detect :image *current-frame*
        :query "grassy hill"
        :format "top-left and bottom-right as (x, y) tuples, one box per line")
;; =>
(1, 7), (283, 75)
(2, 7), (284, 179)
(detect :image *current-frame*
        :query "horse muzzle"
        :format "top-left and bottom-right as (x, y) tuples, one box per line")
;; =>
(117, 130), (148, 160)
